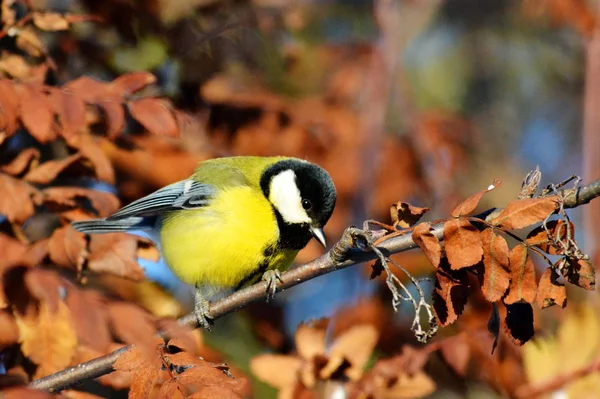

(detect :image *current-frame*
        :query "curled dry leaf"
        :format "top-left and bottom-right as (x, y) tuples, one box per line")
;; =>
(390, 202), (430, 228)
(481, 228), (510, 302)
(491, 196), (559, 230)
(503, 302), (535, 346)
(536, 267), (567, 309)
(87, 233), (146, 280)
(412, 222), (441, 268)
(518, 166), (541, 199)
(48, 225), (86, 271)
(113, 346), (161, 399)
(32, 12), (70, 31)
(451, 179), (500, 217)
(504, 245), (537, 305)
(526, 219), (574, 255)
(432, 263), (469, 327)
(0, 148), (40, 176)
(0, 80), (20, 136)
(443, 219), (483, 269)
(42, 187), (121, 217)
(0, 173), (40, 224)
(24, 154), (96, 184)
(564, 258), (595, 291)
(17, 84), (55, 143)
(128, 98), (179, 137)
(15, 300), (78, 378)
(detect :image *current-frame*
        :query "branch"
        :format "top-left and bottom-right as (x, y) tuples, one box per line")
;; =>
(29, 178), (600, 393)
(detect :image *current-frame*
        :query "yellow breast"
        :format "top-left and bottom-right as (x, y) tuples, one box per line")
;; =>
(159, 185), (298, 288)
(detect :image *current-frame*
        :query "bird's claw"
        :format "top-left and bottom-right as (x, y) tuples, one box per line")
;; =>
(194, 292), (213, 330)
(262, 269), (283, 303)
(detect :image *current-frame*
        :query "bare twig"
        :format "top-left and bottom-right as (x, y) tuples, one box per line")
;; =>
(29, 178), (600, 393)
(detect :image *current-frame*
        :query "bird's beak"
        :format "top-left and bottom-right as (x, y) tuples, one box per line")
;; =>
(310, 227), (327, 247)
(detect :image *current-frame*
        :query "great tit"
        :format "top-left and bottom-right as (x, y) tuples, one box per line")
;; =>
(72, 156), (337, 328)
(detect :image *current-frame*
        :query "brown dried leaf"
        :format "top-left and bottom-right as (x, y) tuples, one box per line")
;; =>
(1, 388), (57, 399)
(480, 229), (510, 302)
(63, 76), (109, 102)
(42, 187), (120, 217)
(432, 264), (469, 327)
(326, 324), (378, 380)
(15, 300), (77, 378)
(491, 196), (559, 230)
(443, 219), (483, 269)
(113, 346), (161, 399)
(189, 386), (244, 399)
(412, 222), (441, 268)
(107, 302), (158, 356)
(25, 269), (65, 313)
(111, 72), (156, 97)
(295, 323), (326, 360)
(48, 225), (86, 270)
(536, 267), (567, 309)
(451, 179), (500, 217)
(564, 258), (595, 290)
(65, 288), (111, 352)
(32, 12), (70, 31)
(0, 173), (40, 224)
(2, 0), (16, 26)
(128, 98), (179, 137)
(503, 302), (534, 346)
(0, 148), (40, 176)
(390, 202), (430, 228)
(518, 166), (541, 199)
(0, 309), (19, 349)
(48, 88), (86, 140)
(17, 84), (55, 143)
(65, 133), (115, 184)
(0, 80), (20, 136)
(438, 334), (470, 377)
(250, 355), (302, 389)
(24, 154), (95, 184)
(505, 245), (537, 304)
(157, 379), (186, 399)
(527, 220), (575, 255)
(98, 100), (126, 139)
(87, 233), (146, 280)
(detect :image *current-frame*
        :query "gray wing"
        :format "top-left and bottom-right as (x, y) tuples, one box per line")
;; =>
(107, 180), (215, 220)
(72, 180), (215, 235)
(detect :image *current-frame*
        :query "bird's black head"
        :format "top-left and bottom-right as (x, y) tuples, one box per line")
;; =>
(261, 159), (337, 250)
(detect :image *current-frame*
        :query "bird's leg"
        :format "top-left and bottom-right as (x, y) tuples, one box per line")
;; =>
(194, 288), (213, 330)
(262, 269), (283, 303)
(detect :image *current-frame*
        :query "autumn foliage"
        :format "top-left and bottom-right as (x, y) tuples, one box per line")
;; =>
(0, 0), (599, 398)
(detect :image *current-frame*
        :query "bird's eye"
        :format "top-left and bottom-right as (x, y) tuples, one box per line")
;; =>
(302, 199), (312, 210)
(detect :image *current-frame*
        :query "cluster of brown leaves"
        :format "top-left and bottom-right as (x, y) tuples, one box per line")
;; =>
(522, 0), (597, 37)
(385, 175), (595, 347)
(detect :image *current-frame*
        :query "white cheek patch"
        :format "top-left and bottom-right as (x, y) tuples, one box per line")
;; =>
(269, 169), (311, 224)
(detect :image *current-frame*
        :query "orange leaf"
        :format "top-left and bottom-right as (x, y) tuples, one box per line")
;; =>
(536, 267), (567, 309)
(107, 302), (158, 357)
(42, 187), (120, 217)
(15, 300), (78, 378)
(504, 245), (537, 304)
(438, 334), (470, 377)
(0, 309), (19, 349)
(250, 354), (302, 389)
(0, 80), (20, 136)
(32, 12), (70, 31)
(24, 154), (95, 184)
(564, 258), (595, 290)
(65, 288), (111, 353)
(0, 173), (40, 224)
(412, 222), (441, 268)
(295, 322), (326, 360)
(113, 346), (161, 399)
(443, 219), (483, 269)
(481, 229), (510, 302)
(128, 98), (179, 137)
(1, 388), (57, 399)
(49, 88), (86, 140)
(491, 196), (559, 230)
(17, 84), (55, 143)
(111, 72), (156, 97)
(432, 264), (469, 327)
(0, 148), (40, 176)
(326, 324), (378, 380)
(526, 219), (574, 255)
(48, 225), (86, 270)
(451, 179), (500, 217)
(65, 133), (115, 184)
(98, 99), (126, 139)
(87, 233), (146, 280)
(189, 386), (244, 399)
(503, 302), (534, 346)
(390, 202), (430, 228)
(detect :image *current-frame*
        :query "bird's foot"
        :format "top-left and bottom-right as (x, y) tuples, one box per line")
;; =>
(194, 291), (213, 330)
(262, 269), (283, 303)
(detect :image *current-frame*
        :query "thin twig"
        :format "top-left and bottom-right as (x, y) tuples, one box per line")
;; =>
(28, 178), (600, 393)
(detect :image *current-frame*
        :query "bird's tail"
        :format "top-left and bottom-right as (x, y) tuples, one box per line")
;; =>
(72, 216), (155, 234)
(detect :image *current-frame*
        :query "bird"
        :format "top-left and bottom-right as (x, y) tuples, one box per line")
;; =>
(72, 156), (337, 328)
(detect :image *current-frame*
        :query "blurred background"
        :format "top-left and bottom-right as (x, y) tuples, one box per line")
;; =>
(1, 0), (599, 398)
